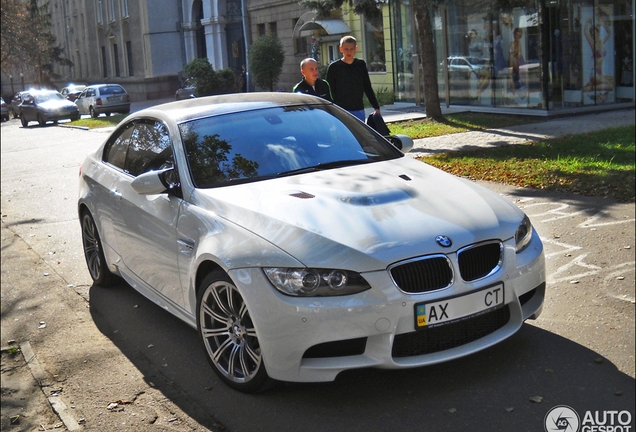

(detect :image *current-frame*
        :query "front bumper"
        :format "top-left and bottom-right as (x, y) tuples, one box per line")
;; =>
(41, 109), (79, 121)
(230, 231), (546, 383)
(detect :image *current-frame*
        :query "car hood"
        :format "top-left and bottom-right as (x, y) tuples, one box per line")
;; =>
(194, 157), (524, 271)
(38, 100), (77, 110)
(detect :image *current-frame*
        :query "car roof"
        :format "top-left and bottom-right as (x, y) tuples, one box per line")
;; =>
(127, 92), (333, 124)
(86, 84), (124, 89)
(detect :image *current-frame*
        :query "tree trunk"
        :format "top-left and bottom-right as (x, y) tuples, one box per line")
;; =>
(413, 2), (444, 121)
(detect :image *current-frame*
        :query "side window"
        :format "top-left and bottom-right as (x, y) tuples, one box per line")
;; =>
(103, 124), (134, 170)
(125, 121), (173, 177)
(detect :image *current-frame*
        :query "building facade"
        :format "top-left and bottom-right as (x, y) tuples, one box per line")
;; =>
(3, 0), (632, 113)
(390, 0), (635, 112)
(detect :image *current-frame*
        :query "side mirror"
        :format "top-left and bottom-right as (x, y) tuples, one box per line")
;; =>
(388, 134), (414, 153)
(131, 167), (174, 195)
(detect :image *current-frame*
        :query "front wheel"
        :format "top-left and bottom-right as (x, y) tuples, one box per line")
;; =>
(21, 116), (28, 127)
(37, 114), (46, 126)
(89, 106), (98, 118)
(197, 271), (273, 393)
(81, 212), (117, 286)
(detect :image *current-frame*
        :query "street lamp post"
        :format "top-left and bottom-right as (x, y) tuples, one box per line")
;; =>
(20, 73), (24, 90)
(10, 75), (14, 94)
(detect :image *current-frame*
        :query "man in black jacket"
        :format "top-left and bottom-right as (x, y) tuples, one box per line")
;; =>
(326, 36), (380, 121)
(293, 58), (333, 102)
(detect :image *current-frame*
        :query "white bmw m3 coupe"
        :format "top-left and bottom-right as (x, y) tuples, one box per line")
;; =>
(78, 93), (545, 392)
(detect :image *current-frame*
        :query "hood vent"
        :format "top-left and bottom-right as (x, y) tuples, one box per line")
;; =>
(289, 192), (315, 199)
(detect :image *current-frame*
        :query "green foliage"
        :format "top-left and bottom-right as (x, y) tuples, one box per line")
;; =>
(183, 58), (238, 96)
(364, 86), (394, 108)
(299, 0), (384, 25)
(1, 0), (70, 82)
(248, 34), (285, 91)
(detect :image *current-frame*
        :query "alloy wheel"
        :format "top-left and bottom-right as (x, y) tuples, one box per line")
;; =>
(198, 274), (268, 391)
(81, 212), (116, 286)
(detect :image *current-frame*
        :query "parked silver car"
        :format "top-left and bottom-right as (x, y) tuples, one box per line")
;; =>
(75, 84), (130, 118)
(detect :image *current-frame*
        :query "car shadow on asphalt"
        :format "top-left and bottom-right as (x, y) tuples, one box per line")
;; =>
(89, 281), (635, 432)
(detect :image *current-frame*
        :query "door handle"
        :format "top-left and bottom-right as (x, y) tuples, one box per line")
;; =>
(110, 189), (122, 199)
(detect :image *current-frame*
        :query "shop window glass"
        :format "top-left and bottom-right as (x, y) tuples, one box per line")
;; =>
(390, 0), (416, 101)
(442, 1), (542, 109)
(365, 12), (386, 72)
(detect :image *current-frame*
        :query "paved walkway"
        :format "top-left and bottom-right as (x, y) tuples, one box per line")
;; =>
(403, 108), (635, 158)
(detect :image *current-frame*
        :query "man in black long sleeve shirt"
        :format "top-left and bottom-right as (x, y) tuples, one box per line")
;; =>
(326, 36), (380, 121)
(293, 58), (333, 102)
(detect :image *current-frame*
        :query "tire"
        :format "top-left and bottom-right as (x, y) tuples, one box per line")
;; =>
(21, 116), (28, 127)
(197, 271), (273, 393)
(81, 211), (117, 286)
(90, 106), (98, 118)
(37, 114), (46, 127)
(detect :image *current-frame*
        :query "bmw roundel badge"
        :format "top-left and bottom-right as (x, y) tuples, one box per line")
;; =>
(435, 235), (452, 247)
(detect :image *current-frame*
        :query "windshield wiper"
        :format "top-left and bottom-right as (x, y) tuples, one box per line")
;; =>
(277, 159), (371, 177)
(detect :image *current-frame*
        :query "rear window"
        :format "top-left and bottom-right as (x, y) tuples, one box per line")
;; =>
(99, 86), (126, 95)
(179, 104), (402, 189)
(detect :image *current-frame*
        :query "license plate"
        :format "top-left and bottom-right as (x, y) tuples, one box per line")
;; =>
(108, 96), (121, 101)
(414, 284), (504, 329)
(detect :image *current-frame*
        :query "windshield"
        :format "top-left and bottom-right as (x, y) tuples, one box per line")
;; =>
(179, 105), (402, 188)
(36, 93), (66, 103)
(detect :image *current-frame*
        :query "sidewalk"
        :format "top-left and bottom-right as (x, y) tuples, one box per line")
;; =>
(404, 107), (635, 158)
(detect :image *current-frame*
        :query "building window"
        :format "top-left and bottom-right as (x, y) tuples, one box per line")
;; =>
(108, 0), (115, 22)
(293, 19), (308, 55)
(327, 42), (339, 63)
(101, 46), (108, 77)
(295, 37), (308, 55)
(126, 41), (133, 76)
(96, 0), (103, 24)
(269, 22), (277, 36)
(257, 24), (266, 37)
(121, 0), (129, 18)
(113, 43), (120, 76)
(364, 13), (386, 72)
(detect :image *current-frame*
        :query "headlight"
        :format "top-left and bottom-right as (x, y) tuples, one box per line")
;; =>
(515, 214), (533, 253)
(263, 268), (371, 297)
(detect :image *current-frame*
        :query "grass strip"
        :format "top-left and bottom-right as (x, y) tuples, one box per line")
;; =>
(419, 126), (635, 202)
(67, 114), (127, 129)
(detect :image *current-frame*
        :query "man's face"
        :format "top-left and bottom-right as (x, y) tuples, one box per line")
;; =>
(340, 42), (357, 61)
(302, 61), (319, 83)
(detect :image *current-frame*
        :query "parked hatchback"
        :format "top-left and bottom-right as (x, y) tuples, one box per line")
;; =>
(75, 84), (130, 118)
(20, 90), (80, 127)
(61, 84), (87, 101)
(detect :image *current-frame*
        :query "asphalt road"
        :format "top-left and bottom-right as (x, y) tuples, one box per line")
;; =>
(1, 116), (634, 432)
